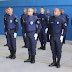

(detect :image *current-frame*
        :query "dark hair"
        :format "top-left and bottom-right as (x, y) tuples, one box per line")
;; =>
(61, 8), (64, 10)
(8, 7), (13, 10)
(5, 8), (8, 9)
(41, 7), (44, 10)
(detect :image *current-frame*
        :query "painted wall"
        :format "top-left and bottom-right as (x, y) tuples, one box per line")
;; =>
(0, 0), (72, 40)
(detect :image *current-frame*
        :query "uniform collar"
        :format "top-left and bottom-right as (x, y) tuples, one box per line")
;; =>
(28, 15), (33, 17)
(23, 13), (27, 15)
(9, 13), (13, 16)
(40, 13), (44, 15)
(54, 15), (60, 18)
(61, 13), (65, 15)
(46, 13), (50, 15)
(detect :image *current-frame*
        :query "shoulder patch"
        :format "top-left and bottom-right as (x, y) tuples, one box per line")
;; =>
(64, 23), (67, 26)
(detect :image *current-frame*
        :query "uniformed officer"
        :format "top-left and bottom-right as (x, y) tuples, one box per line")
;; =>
(61, 9), (69, 44)
(20, 8), (27, 48)
(49, 8), (67, 68)
(46, 9), (52, 42)
(24, 8), (41, 63)
(38, 8), (48, 50)
(4, 8), (8, 46)
(33, 8), (39, 17)
(5, 7), (19, 59)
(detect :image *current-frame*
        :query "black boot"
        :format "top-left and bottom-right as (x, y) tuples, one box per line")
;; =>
(31, 55), (35, 64)
(38, 43), (43, 50)
(49, 58), (56, 67)
(11, 50), (16, 59)
(4, 44), (8, 46)
(6, 50), (12, 58)
(24, 55), (31, 62)
(56, 59), (60, 68)
(42, 44), (46, 50)
(22, 45), (27, 48)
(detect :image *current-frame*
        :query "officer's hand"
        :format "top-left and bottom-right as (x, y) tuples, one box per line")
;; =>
(14, 33), (17, 38)
(45, 28), (48, 33)
(5, 32), (7, 35)
(60, 36), (63, 43)
(34, 33), (38, 40)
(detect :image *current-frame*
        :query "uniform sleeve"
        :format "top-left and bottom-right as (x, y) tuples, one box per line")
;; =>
(4, 16), (7, 32)
(35, 17), (41, 34)
(47, 16), (52, 28)
(20, 16), (22, 25)
(22, 18), (26, 33)
(45, 15), (49, 28)
(62, 18), (67, 36)
(66, 14), (69, 25)
(14, 17), (19, 33)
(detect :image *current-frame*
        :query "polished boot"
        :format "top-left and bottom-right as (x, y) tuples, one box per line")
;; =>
(24, 55), (31, 62)
(4, 44), (8, 46)
(31, 55), (35, 64)
(38, 43), (43, 50)
(6, 50), (12, 58)
(56, 59), (60, 68)
(42, 44), (46, 50)
(49, 58), (56, 67)
(11, 51), (16, 59)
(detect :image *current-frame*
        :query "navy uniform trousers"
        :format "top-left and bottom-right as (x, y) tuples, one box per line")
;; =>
(7, 29), (16, 52)
(26, 31), (37, 55)
(50, 35), (63, 59)
(22, 28), (26, 45)
(39, 28), (47, 45)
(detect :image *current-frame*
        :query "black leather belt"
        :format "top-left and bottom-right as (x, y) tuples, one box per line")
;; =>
(8, 28), (15, 31)
(27, 30), (36, 33)
(51, 34), (61, 37)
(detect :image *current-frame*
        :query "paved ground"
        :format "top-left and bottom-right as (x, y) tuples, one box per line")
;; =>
(0, 35), (72, 72)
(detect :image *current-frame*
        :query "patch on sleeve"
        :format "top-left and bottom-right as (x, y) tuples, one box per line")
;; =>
(37, 21), (40, 24)
(15, 19), (18, 22)
(64, 23), (67, 26)
(23, 19), (25, 23)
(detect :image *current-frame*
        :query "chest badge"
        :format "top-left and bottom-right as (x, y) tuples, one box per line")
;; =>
(10, 20), (12, 23)
(42, 18), (44, 20)
(48, 16), (49, 18)
(57, 22), (59, 24)
(30, 21), (33, 25)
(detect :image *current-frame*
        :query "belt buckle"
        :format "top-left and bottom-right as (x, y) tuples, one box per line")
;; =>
(8, 29), (10, 30)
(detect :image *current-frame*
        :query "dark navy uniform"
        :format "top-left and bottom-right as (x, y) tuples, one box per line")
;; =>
(33, 13), (39, 17)
(46, 13), (52, 42)
(5, 14), (19, 59)
(49, 15), (67, 60)
(20, 14), (27, 47)
(61, 13), (69, 43)
(24, 15), (41, 63)
(61, 13), (69, 25)
(4, 13), (8, 46)
(38, 14), (48, 50)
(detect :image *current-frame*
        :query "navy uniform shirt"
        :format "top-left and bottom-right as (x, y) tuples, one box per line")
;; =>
(61, 13), (69, 25)
(5, 14), (19, 33)
(33, 13), (39, 17)
(24, 15), (41, 34)
(37, 14), (48, 29)
(49, 15), (67, 36)
(4, 13), (8, 32)
(46, 13), (52, 24)
(20, 14), (28, 27)
(20, 14), (28, 33)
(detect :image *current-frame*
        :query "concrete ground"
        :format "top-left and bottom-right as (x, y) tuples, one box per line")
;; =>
(0, 35), (72, 72)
